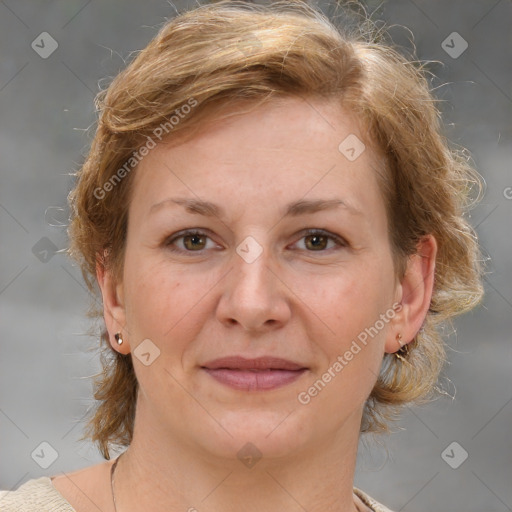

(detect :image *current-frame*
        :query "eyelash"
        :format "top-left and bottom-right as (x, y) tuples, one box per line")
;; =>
(164, 228), (348, 254)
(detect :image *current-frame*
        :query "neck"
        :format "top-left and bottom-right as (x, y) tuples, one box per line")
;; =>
(113, 398), (362, 512)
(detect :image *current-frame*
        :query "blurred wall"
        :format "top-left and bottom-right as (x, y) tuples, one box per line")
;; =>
(1, 1), (511, 511)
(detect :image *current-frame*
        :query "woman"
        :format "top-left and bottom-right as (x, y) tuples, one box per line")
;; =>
(0, 1), (483, 511)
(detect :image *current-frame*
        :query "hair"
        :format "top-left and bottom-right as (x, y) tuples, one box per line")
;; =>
(67, 0), (484, 460)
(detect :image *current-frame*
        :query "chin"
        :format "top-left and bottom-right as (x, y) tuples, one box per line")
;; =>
(192, 408), (314, 464)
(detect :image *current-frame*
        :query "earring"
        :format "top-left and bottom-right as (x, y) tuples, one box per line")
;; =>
(115, 332), (123, 345)
(395, 333), (409, 362)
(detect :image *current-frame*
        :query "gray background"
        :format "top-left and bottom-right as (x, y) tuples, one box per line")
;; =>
(0, 1), (511, 511)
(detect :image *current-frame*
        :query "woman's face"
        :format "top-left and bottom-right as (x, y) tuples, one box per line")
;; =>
(105, 96), (405, 461)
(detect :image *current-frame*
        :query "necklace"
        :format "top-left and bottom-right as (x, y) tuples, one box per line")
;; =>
(110, 453), (123, 512)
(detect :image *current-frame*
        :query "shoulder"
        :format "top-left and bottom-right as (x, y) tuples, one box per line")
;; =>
(0, 476), (76, 511)
(354, 487), (396, 512)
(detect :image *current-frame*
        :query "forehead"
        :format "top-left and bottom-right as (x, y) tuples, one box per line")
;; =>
(131, 96), (386, 223)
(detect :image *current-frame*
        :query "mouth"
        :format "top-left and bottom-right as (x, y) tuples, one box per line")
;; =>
(201, 356), (308, 391)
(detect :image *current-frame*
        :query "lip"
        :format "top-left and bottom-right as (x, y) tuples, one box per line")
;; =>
(202, 356), (306, 371)
(201, 356), (308, 391)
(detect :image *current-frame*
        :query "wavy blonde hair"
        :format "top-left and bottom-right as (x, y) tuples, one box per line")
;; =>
(67, 0), (484, 459)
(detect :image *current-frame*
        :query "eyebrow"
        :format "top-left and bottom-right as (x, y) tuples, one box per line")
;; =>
(149, 197), (363, 219)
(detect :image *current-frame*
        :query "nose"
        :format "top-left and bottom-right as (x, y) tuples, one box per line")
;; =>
(216, 244), (292, 332)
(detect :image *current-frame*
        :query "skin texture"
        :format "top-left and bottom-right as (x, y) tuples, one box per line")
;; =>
(54, 96), (436, 512)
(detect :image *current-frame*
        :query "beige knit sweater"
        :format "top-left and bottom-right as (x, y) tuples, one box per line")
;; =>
(0, 476), (394, 512)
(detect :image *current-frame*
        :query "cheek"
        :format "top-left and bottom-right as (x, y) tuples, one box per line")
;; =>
(310, 260), (394, 333)
(122, 251), (209, 342)
(302, 257), (395, 390)
(297, 268), (394, 412)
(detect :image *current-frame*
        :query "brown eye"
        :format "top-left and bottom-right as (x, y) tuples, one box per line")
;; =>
(295, 229), (346, 252)
(304, 234), (329, 250)
(182, 233), (207, 251)
(165, 230), (216, 253)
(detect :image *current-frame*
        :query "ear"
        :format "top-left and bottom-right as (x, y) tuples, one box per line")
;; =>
(385, 234), (437, 354)
(96, 254), (131, 354)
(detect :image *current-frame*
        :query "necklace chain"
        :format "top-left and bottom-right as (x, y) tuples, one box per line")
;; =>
(110, 453), (123, 512)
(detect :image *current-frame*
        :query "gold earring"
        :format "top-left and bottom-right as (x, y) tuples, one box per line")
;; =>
(395, 333), (409, 362)
(115, 332), (123, 345)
